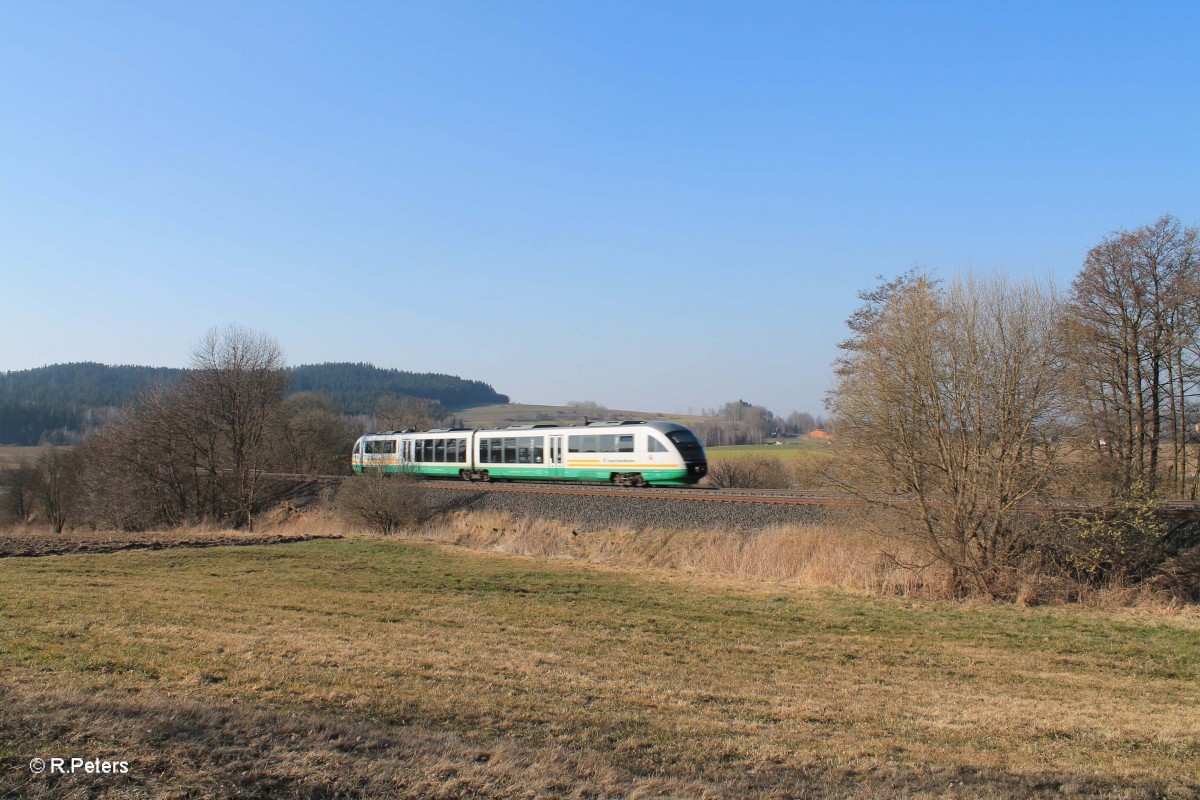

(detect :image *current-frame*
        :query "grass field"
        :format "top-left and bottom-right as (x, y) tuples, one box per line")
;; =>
(706, 440), (832, 462)
(0, 446), (43, 469)
(2, 536), (1197, 798)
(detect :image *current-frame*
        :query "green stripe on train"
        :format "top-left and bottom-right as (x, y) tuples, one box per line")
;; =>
(353, 464), (696, 486)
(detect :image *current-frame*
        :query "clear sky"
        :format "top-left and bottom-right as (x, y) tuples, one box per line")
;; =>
(2, 1), (1197, 417)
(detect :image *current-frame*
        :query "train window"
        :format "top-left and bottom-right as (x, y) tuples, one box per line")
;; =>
(414, 440), (424, 462)
(433, 439), (444, 462)
(403, 440), (412, 460)
(667, 430), (705, 461)
(533, 437), (544, 463)
(618, 435), (634, 453)
(365, 439), (397, 455)
(503, 439), (517, 463)
(517, 437), (530, 464)
(479, 439), (490, 463)
(648, 437), (668, 452)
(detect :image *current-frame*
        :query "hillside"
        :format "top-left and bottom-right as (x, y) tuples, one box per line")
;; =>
(288, 363), (507, 415)
(0, 362), (508, 445)
(455, 403), (708, 429)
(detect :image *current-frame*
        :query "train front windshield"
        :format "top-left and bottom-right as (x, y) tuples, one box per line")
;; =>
(666, 430), (705, 463)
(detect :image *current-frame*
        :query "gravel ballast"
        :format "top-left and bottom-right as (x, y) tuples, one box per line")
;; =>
(422, 487), (829, 531)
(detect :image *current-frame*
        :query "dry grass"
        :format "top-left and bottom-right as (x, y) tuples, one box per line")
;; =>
(0, 445), (43, 469)
(1, 534), (1198, 798)
(410, 510), (937, 596)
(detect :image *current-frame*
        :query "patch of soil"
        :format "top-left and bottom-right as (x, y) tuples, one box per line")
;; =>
(0, 529), (341, 558)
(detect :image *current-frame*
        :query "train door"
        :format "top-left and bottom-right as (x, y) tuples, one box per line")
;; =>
(549, 435), (564, 478)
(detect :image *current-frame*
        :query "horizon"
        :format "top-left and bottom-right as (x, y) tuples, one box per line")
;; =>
(2, 2), (1197, 417)
(1, 359), (797, 418)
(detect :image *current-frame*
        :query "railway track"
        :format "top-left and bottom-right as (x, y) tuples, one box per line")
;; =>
(259, 472), (1200, 519)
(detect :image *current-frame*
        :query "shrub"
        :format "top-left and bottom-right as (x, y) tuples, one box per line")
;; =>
(1048, 483), (1171, 587)
(706, 458), (791, 489)
(336, 472), (427, 535)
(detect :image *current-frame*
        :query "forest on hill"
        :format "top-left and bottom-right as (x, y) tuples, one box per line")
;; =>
(0, 362), (508, 445)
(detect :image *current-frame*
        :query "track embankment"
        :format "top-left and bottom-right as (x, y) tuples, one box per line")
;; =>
(420, 484), (832, 531)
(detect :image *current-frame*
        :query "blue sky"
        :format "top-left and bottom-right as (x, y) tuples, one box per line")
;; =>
(2, 1), (1197, 417)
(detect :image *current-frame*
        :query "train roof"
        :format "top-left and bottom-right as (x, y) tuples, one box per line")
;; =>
(358, 420), (694, 438)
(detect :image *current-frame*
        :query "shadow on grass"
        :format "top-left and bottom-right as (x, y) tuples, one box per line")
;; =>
(2, 683), (1191, 800)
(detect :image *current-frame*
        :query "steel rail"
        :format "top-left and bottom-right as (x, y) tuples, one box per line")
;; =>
(255, 472), (1200, 519)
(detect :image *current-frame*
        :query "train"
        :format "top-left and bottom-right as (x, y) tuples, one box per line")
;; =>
(352, 420), (707, 487)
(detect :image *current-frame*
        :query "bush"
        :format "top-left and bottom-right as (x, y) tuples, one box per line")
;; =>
(706, 458), (791, 489)
(1049, 485), (1169, 587)
(336, 472), (427, 534)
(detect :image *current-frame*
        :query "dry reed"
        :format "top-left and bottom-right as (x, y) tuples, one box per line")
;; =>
(402, 510), (941, 596)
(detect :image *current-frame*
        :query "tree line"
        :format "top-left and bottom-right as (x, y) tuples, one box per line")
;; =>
(689, 401), (824, 446)
(0, 361), (508, 445)
(828, 214), (1200, 600)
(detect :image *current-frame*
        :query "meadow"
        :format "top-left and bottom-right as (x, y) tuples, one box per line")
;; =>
(0, 446), (42, 469)
(705, 441), (831, 462)
(2, 529), (1197, 799)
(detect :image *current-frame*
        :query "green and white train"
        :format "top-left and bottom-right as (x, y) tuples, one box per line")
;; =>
(352, 421), (707, 487)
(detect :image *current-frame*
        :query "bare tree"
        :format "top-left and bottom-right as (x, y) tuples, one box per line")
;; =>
(1063, 215), (1200, 498)
(36, 446), (78, 533)
(785, 411), (818, 435)
(276, 392), (360, 475)
(0, 461), (40, 524)
(75, 388), (201, 530)
(827, 270), (1070, 597)
(185, 325), (287, 530)
(373, 395), (446, 432)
